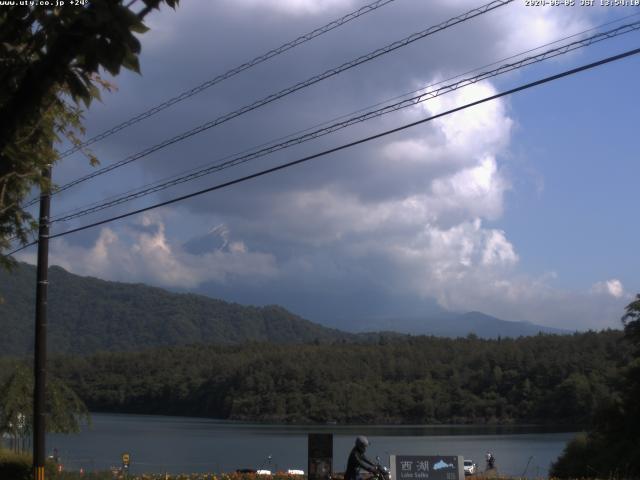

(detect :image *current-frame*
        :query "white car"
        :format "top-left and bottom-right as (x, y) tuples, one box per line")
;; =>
(463, 460), (477, 476)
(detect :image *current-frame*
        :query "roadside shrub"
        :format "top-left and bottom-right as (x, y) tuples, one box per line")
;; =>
(549, 433), (595, 478)
(0, 449), (58, 480)
(54, 471), (116, 479)
(0, 449), (32, 480)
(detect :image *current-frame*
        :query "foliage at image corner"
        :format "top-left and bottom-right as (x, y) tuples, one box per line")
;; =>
(0, 449), (58, 480)
(550, 294), (640, 479)
(0, 0), (179, 270)
(0, 362), (91, 447)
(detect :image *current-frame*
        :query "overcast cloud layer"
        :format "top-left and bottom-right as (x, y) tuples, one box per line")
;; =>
(19, 0), (636, 330)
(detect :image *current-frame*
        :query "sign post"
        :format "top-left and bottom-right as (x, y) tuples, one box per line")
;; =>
(390, 455), (464, 480)
(122, 453), (130, 477)
(308, 433), (333, 480)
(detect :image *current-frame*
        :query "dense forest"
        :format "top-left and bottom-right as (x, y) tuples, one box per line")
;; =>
(551, 295), (640, 478)
(1, 330), (622, 426)
(0, 263), (353, 355)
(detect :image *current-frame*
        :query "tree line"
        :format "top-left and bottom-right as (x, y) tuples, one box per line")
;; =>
(3, 322), (639, 477)
(551, 295), (640, 478)
(27, 329), (628, 426)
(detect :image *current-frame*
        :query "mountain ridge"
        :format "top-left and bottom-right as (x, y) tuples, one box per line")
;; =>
(0, 262), (353, 355)
(1, 262), (568, 355)
(325, 310), (568, 337)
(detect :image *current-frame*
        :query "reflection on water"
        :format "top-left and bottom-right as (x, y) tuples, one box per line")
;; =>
(46, 413), (578, 478)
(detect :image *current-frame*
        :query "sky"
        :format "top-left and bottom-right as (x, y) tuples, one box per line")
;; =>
(16, 0), (640, 330)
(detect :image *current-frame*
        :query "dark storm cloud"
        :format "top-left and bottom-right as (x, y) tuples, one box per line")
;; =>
(61, 0), (591, 219)
(39, 0), (627, 330)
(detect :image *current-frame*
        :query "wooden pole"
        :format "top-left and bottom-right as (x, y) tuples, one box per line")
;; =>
(33, 165), (51, 480)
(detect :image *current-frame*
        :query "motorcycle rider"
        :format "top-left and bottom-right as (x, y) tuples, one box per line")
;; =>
(345, 436), (378, 480)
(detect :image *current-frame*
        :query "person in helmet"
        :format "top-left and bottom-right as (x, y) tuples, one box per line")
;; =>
(345, 436), (377, 480)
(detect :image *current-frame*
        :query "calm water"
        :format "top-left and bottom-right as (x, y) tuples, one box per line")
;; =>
(45, 413), (578, 477)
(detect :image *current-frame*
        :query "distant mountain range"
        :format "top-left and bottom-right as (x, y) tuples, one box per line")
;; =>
(1, 262), (567, 355)
(325, 311), (568, 337)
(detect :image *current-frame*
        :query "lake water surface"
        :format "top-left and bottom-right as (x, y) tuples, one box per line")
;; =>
(46, 413), (578, 478)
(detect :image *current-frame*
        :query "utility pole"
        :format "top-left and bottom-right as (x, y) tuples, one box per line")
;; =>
(33, 165), (51, 480)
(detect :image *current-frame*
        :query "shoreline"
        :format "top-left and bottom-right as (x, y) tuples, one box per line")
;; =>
(80, 411), (584, 433)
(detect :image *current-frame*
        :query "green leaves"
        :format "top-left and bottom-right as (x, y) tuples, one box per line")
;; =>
(35, 330), (629, 426)
(121, 49), (141, 74)
(550, 295), (640, 478)
(622, 294), (640, 349)
(130, 22), (150, 35)
(0, 0), (180, 263)
(0, 363), (90, 449)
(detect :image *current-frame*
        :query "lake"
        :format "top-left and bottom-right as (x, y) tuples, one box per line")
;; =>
(45, 413), (578, 477)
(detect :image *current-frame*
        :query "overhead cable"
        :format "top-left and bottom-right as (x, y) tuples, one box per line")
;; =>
(25, 0), (513, 207)
(44, 11), (640, 224)
(48, 21), (640, 224)
(7, 45), (639, 257)
(56, 0), (398, 160)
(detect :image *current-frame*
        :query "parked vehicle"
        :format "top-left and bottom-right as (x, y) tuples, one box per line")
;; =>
(463, 460), (477, 476)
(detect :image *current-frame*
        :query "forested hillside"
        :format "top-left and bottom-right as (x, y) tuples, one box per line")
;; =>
(0, 263), (352, 355)
(0, 263), (573, 356)
(34, 330), (627, 425)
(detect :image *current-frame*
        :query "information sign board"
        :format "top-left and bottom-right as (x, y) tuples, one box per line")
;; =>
(308, 433), (332, 480)
(390, 455), (463, 480)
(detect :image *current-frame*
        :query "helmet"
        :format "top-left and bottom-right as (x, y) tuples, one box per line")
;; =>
(355, 436), (370, 452)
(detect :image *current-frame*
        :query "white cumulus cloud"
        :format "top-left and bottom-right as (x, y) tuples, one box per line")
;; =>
(37, 215), (278, 289)
(592, 279), (625, 299)
(38, 0), (627, 331)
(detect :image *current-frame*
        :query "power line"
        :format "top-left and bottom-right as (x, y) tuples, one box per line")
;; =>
(7, 46), (639, 256)
(56, 0), (398, 160)
(14, 12), (640, 233)
(15, 12), (633, 251)
(48, 20), (640, 224)
(325, 10), (640, 122)
(32, 11), (640, 229)
(26, 0), (513, 207)
(51, 9), (640, 220)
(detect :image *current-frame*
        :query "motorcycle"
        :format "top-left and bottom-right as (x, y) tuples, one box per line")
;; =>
(366, 456), (391, 480)
(337, 456), (391, 480)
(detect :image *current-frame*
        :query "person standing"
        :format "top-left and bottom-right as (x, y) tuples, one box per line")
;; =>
(485, 452), (496, 471)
